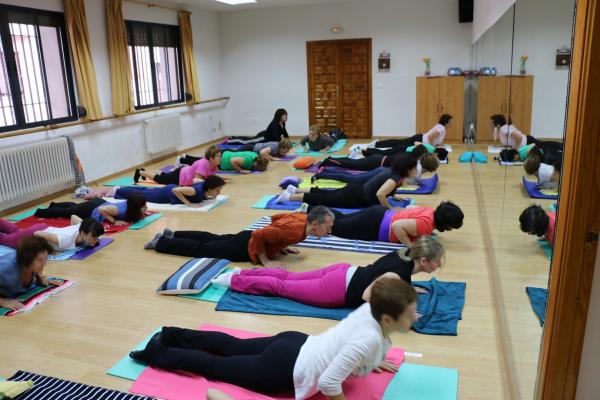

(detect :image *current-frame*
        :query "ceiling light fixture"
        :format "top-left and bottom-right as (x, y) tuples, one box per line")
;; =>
(214, 0), (257, 5)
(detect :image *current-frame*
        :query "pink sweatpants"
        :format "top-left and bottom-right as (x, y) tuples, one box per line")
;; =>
(231, 263), (351, 308)
(0, 219), (48, 249)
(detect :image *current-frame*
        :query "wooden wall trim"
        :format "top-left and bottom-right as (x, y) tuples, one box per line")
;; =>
(536, 0), (600, 398)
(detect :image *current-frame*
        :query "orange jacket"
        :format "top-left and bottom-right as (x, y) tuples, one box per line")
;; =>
(248, 213), (308, 264)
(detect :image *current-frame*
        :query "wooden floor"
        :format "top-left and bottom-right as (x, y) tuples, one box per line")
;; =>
(0, 141), (552, 399)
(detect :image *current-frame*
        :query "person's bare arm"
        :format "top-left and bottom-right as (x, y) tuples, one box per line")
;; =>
(0, 297), (24, 311)
(70, 215), (82, 225)
(206, 389), (235, 400)
(362, 272), (401, 301)
(390, 219), (418, 246)
(33, 230), (59, 246)
(98, 205), (124, 225)
(171, 186), (198, 206)
(510, 132), (523, 148)
(230, 158), (250, 173)
(257, 253), (287, 269)
(428, 130), (440, 143)
(376, 179), (398, 209)
(260, 147), (275, 161)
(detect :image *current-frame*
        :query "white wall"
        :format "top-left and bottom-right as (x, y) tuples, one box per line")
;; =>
(219, 0), (472, 137)
(474, 0), (575, 138)
(0, 0), (224, 182)
(576, 241), (600, 399)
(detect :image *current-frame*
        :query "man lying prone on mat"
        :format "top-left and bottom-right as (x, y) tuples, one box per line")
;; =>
(0, 237), (60, 311)
(144, 206), (335, 269)
(212, 236), (443, 308)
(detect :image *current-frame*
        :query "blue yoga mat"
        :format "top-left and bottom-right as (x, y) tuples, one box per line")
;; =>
(215, 278), (465, 336)
(526, 286), (548, 326)
(523, 177), (558, 199)
(396, 174), (439, 195)
(252, 195), (413, 213)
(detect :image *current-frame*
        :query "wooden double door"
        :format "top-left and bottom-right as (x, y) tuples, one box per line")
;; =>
(307, 38), (372, 138)
(416, 76), (465, 143)
(476, 76), (534, 141)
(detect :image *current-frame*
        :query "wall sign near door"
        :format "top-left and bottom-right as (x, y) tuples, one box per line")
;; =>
(378, 51), (390, 72)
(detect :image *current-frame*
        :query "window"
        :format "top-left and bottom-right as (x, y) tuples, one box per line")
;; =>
(0, 5), (78, 133)
(125, 21), (184, 109)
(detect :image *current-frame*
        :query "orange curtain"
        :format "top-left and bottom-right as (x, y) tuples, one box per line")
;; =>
(64, 0), (103, 120)
(179, 11), (201, 103)
(106, 0), (134, 115)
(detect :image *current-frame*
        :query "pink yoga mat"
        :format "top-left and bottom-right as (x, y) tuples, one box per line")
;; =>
(130, 324), (405, 400)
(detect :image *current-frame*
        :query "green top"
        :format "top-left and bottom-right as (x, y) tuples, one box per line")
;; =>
(407, 143), (435, 153)
(518, 144), (542, 160)
(220, 151), (257, 171)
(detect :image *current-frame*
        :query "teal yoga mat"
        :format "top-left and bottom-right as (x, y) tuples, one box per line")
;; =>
(382, 363), (458, 400)
(103, 176), (137, 187)
(8, 208), (39, 221)
(539, 240), (552, 260)
(295, 139), (348, 156)
(107, 329), (160, 381)
(252, 195), (274, 209)
(129, 213), (162, 230)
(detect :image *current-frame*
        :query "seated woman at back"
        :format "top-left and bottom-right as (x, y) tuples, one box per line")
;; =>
(129, 277), (417, 400)
(213, 236), (443, 309)
(300, 125), (335, 152)
(0, 236), (57, 311)
(111, 176), (226, 207)
(34, 193), (147, 226)
(137, 146), (221, 185)
(276, 153), (418, 210)
(519, 205), (556, 245)
(179, 139), (293, 165)
(0, 217), (104, 250)
(226, 109), (289, 145)
(324, 202), (463, 246)
(220, 150), (270, 173)
(524, 157), (561, 190)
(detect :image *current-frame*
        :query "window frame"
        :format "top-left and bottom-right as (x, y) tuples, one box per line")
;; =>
(0, 4), (78, 134)
(125, 20), (185, 110)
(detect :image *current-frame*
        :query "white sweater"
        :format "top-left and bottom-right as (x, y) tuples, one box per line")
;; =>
(292, 303), (391, 399)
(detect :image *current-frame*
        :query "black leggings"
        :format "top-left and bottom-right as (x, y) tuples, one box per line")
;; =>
(155, 230), (252, 261)
(320, 154), (389, 171)
(226, 132), (266, 145)
(331, 205), (387, 240)
(303, 184), (370, 209)
(34, 198), (106, 219)
(363, 146), (405, 157)
(138, 327), (307, 394)
(179, 155), (201, 166)
(153, 167), (183, 185)
(375, 134), (423, 148)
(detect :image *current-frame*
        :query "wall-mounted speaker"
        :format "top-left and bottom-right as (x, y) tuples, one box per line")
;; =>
(459, 0), (474, 23)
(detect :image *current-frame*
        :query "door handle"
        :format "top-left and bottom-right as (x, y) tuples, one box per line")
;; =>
(586, 230), (599, 243)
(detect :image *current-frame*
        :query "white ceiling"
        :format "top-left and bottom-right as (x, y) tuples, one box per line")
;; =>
(171, 0), (367, 13)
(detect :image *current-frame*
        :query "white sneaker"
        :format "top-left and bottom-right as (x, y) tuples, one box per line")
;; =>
(348, 149), (362, 159)
(276, 190), (291, 204)
(367, 140), (378, 148)
(286, 185), (297, 195)
(211, 268), (241, 288)
(295, 203), (309, 213)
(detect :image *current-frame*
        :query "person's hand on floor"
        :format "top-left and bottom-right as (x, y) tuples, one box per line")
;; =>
(374, 360), (398, 373)
(240, 170), (251, 174)
(1, 299), (24, 311)
(415, 287), (429, 294)
(264, 260), (288, 269)
(114, 220), (128, 226)
(281, 247), (300, 255)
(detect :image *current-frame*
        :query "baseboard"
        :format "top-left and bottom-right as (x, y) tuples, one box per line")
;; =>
(0, 137), (224, 218)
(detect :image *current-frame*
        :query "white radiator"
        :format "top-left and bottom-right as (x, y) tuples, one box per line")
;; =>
(0, 137), (76, 212)
(143, 114), (183, 154)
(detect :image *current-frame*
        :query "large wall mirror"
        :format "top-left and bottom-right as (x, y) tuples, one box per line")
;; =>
(472, 0), (576, 397)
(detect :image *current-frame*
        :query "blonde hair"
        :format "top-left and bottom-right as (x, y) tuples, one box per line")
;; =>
(397, 236), (444, 266)
(253, 155), (270, 171)
(309, 125), (321, 138)
(279, 138), (293, 151)
(523, 155), (542, 175)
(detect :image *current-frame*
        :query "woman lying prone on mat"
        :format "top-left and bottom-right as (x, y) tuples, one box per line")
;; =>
(315, 151), (439, 186)
(361, 141), (449, 163)
(520, 205), (556, 245)
(144, 207), (334, 269)
(212, 236), (443, 309)
(34, 193), (147, 226)
(0, 236), (59, 311)
(0, 217), (104, 250)
(135, 146), (221, 185)
(276, 153), (418, 210)
(179, 138), (293, 164)
(130, 277), (417, 400)
(109, 176), (226, 207)
(324, 201), (463, 247)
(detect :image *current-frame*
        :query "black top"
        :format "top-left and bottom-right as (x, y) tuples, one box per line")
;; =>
(362, 168), (401, 204)
(264, 121), (289, 142)
(345, 250), (414, 308)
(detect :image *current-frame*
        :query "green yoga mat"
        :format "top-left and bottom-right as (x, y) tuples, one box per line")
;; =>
(107, 328), (161, 381)
(7, 208), (39, 221)
(295, 139), (348, 156)
(103, 176), (137, 187)
(539, 240), (552, 260)
(129, 213), (162, 230)
(382, 363), (458, 400)
(299, 179), (347, 190)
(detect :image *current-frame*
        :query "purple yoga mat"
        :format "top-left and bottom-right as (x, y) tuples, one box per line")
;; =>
(218, 170), (263, 175)
(69, 238), (114, 260)
(302, 165), (365, 174)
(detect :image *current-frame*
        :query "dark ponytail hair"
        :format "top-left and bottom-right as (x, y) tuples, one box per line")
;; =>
(438, 114), (452, 126)
(434, 201), (464, 231)
(79, 217), (105, 237)
(125, 192), (147, 223)
(16, 236), (54, 269)
(273, 108), (288, 126)
(411, 144), (429, 159)
(203, 175), (226, 191)
(499, 148), (519, 162)
(390, 153), (418, 178)
(491, 114), (507, 127)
